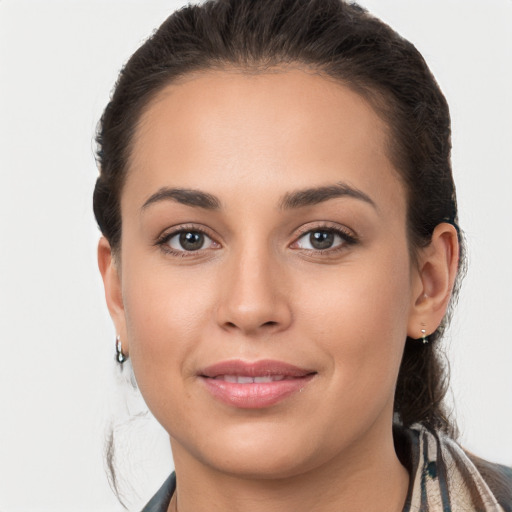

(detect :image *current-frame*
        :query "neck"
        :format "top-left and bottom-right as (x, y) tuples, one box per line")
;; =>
(169, 422), (409, 512)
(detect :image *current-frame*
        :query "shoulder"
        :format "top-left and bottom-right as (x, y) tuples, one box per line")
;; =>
(396, 423), (512, 512)
(466, 452), (512, 512)
(140, 472), (176, 512)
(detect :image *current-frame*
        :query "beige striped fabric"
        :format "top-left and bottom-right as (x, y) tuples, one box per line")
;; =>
(403, 424), (510, 512)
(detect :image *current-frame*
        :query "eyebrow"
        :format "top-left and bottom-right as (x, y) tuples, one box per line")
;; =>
(142, 187), (221, 211)
(141, 182), (376, 212)
(279, 182), (377, 210)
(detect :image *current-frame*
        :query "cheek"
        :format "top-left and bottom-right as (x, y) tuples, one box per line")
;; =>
(120, 260), (217, 407)
(294, 247), (412, 389)
(123, 246), (217, 331)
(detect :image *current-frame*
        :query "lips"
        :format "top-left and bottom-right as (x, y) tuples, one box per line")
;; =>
(199, 359), (316, 409)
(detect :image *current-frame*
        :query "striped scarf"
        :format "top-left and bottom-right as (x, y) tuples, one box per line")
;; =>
(402, 424), (511, 512)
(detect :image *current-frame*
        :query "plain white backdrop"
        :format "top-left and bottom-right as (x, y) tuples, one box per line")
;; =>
(1, 1), (511, 511)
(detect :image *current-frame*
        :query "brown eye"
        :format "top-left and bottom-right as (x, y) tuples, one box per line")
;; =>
(168, 231), (209, 251)
(293, 227), (356, 252)
(309, 231), (335, 250)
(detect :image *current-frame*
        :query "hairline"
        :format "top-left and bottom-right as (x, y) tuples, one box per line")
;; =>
(116, 62), (420, 265)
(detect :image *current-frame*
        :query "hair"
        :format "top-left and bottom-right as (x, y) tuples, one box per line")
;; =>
(93, 0), (495, 502)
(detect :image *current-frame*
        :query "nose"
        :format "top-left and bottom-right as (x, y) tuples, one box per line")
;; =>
(215, 246), (293, 336)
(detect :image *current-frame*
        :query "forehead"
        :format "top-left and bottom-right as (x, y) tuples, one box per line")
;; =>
(125, 68), (404, 213)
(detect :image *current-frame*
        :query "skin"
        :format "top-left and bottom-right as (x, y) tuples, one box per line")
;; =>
(99, 68), (459, 512)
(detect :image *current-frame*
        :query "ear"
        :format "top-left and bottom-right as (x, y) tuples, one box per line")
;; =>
(407, 223), (460, 340)
(98, 237), (128, 354)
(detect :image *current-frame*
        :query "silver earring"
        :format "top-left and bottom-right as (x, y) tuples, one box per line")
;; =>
(115, 335), (127, 364)
(421, 328), (428, 345)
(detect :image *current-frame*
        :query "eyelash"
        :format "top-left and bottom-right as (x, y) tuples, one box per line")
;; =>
(292, 223), (358, 255)
(155, 223), (358, 258)
(155, 224), (217, 258)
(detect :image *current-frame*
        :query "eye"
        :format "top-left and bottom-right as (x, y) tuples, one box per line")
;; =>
(163, 230), (218, 252)
(293, 227), (356, 251)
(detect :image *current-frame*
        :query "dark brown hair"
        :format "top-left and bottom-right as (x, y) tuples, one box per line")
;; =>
(94, 0), (483, 502)
(95, 0), (462, 433)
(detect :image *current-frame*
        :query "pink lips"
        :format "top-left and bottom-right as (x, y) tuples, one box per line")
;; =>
(199, 359), (316, 409)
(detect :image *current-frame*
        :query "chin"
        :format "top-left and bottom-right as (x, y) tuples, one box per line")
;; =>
(205, 449), (315, 481)
(175, 421), (333, 481)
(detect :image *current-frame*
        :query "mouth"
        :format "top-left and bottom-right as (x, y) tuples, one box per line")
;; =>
(199, 359), (317, 409)
(211, 375), (289, 383)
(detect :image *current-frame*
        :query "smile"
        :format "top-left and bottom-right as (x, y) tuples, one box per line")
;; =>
(199, 359), (316, 409)
(213, 375), (287, 383)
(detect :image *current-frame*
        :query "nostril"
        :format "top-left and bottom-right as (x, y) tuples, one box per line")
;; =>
(223, 319), (280, 332)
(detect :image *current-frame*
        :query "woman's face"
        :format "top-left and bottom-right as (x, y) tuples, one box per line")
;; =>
(107, 69), (425, 477)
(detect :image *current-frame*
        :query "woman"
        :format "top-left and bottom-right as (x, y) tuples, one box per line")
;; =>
(94, 0), (512, 510)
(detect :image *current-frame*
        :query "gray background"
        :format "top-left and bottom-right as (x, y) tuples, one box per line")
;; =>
(1, 1), (511, 510)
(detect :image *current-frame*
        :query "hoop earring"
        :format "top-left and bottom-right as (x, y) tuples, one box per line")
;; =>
(115, 335), (127, 364)
(421, 328), (428, 345)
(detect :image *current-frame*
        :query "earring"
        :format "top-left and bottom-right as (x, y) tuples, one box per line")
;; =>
(115, 335), (127, 364)
(421, 328), (428, 345)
